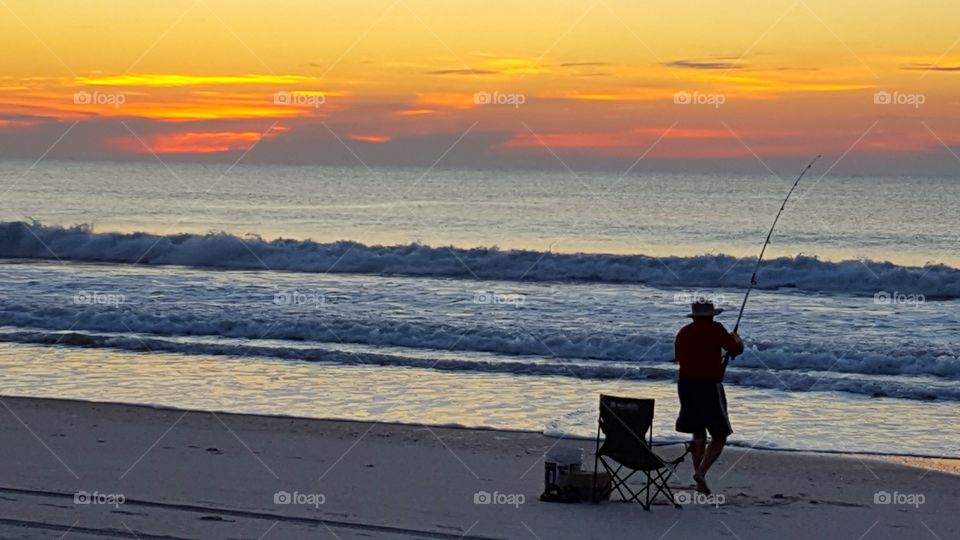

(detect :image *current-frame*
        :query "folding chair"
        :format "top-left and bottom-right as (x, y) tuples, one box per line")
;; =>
(591, 394), (689, 510)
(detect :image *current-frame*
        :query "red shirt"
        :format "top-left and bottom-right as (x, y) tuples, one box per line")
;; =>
(675, 319), (744, 381)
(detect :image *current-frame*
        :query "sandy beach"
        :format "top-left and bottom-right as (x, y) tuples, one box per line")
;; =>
(4, 0), (959, 538)
(0, 396), (955, 539)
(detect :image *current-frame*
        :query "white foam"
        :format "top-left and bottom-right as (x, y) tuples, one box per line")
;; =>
(2, 221), (958, 297)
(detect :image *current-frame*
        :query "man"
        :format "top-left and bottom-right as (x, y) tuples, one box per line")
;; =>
(675, 300), (743, 494)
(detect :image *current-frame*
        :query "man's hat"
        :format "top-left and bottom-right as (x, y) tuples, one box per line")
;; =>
(687, 300), (723, 318)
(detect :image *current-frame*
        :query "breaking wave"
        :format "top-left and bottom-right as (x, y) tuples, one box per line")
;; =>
(1, 221), (958, 297)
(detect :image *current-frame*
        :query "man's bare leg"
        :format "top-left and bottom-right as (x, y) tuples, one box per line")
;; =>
(694, 436), (727, 494)
(690, 432), (707, 491)
(690, 434), (706, 471)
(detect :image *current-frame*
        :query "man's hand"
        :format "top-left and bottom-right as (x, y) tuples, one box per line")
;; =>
(729, 332), (744, 358)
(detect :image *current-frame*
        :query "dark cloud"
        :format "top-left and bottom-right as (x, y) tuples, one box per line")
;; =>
(2, 119), (957, 176)
(902, 63), (960, 72)
(0, 118), (125, 160)
(2, 99), (957, 176)
(666, 59), (741, 70)
(427, 69), (498, 75)
(246, 125), (513, 167)
(0, 113), (59, 122)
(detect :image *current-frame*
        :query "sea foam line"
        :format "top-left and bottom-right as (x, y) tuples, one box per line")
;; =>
(0, 329), (956, 402)
(1, 221), (958, 297)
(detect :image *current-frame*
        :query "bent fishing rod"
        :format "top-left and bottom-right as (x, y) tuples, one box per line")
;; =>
(722, 154), (822, 375)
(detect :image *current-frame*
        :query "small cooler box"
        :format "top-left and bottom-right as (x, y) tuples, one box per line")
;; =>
(540, 448), (585, 503)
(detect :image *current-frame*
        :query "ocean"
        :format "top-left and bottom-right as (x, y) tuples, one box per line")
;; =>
(1, 159), (957, 457)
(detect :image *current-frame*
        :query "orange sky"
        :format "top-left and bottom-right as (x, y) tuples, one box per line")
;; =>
(1, 0), (958, 173)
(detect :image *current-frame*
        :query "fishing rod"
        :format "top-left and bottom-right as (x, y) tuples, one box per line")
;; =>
(723, 154), (822, 373)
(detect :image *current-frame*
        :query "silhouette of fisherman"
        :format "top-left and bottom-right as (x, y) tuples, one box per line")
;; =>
(674, 300), (743, 494)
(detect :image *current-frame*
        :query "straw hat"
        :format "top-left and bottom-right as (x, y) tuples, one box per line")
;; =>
(687, 300), (723, 318)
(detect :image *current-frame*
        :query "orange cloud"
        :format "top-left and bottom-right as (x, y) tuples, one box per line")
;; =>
(703, 73), (874, 95)
(111, 127), (288, 154)
(560, 89), (675, 102)
(412, 92), (476, 110)
(348, 135), (391, 143)
(483, 58), (546, 76)
(0, 88), (338, 122)
(76, 74), (314, 87)
(395, 108), (434, 116)
(0, 119), (38, 128)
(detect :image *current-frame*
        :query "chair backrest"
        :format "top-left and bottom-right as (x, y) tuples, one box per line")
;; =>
(598, 394), (654, 456)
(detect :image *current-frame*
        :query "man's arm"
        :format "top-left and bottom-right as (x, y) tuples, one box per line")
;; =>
(717, 324), (744, 357)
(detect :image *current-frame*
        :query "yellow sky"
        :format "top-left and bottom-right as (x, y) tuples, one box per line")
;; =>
(0, 0), (958, 165)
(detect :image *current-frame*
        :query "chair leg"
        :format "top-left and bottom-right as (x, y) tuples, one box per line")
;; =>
(630, 478), (651, 508)
(607, 463), (632, 503)
(599, 459), (644, 505)
(611, 465), (647, 509)
(645, 471), (652, 511)
(592, 425), (601, 503)
(648, 468), (681, 509)
(661, 478), (681, 509)
(595, 458), (616, 501)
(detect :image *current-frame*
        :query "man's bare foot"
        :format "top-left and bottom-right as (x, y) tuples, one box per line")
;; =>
(693, 472), (711, 494)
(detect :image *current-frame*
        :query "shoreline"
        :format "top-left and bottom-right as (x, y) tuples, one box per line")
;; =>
(5, 394), (960, 466)
(0, 395), (957, 539)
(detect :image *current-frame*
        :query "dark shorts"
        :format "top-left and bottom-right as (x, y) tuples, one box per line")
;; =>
(676, 380), (733, 439)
